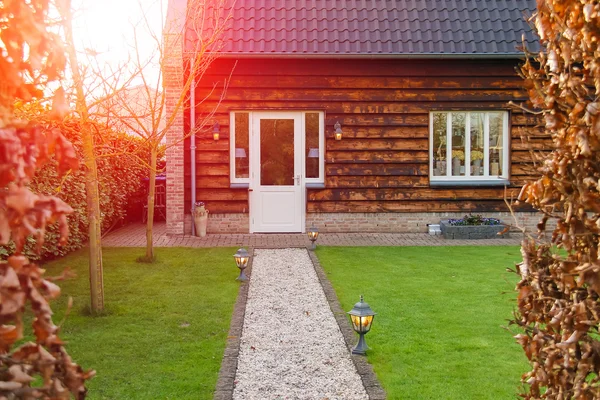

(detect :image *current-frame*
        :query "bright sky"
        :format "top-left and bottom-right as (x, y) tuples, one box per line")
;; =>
(71, 0), (167, 91)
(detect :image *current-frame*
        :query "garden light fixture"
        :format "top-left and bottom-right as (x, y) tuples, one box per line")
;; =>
(213, 122), (220, 141)
(334, 121), (343, 140)
(347, 295), (376, 355)
(233, 247), (250, 281)
(307, 226), (319, 250)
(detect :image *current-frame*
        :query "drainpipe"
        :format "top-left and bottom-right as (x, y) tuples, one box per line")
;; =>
(190, 76), (196, 236)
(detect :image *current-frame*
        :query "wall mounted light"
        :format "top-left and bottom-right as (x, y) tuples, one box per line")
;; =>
(213, 122), (220, 141)
(347, 295), (376, 355)
(334, 121), (343, 141)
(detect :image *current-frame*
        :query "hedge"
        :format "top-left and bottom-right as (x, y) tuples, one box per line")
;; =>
(1, 111), (157, 260)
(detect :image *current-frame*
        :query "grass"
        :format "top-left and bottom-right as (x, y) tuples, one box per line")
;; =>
(38, 247), (239, 400)
(316, 246), (528, 399)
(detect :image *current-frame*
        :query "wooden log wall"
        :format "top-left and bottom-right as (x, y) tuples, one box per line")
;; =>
(185, 58), (545, 214)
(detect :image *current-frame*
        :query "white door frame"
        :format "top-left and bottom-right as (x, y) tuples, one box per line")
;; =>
(249, 111), (305, 233)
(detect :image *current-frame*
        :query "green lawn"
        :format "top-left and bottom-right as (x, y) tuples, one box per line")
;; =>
(39, 247), (239, 400)
(316, 246), (528, 399)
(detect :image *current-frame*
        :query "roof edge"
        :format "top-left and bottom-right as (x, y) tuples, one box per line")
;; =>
(183, 51), (527, 60)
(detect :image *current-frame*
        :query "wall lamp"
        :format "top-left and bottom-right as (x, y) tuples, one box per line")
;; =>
(212, 122), (220, 141)
(334, 121), (343, 141)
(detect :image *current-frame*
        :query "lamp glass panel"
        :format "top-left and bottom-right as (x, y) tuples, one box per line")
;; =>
(362, 315), (374, 333)
(432, 112), (447, 176)
(350, 315), (361, 332)
(235, 113), (250, 178)
(305, 113), (320, 178)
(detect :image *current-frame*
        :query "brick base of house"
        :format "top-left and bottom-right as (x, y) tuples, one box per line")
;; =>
(174, 211), (545, 235)
(306, 212), (544, 233)
(184, 213), (250, 235)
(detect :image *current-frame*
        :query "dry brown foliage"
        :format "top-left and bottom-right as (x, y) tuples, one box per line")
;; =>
(513, 0), (600, 398)
(0, 0), (94, 397)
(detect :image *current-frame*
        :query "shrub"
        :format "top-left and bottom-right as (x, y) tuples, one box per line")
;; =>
(2, 107), (155, 260)
(447, 214), (501, 226)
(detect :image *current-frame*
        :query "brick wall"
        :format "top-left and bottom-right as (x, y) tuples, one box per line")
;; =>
(186, 213), (250, 235)
(182, 211), (545, 235)
(306, 212), (545, 233)
(164, 31), (185, 236)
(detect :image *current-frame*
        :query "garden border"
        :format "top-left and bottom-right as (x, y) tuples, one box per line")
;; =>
(308, 249), (387, 400)
(213, 246), (254, 400)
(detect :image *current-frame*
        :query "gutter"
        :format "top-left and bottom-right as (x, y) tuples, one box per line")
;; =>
(181, 51), (530, 60)
(190, 76), (196, 236)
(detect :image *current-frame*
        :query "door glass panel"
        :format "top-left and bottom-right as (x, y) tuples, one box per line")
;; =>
(489, 112), (503, 176)
(234, 112), (249, 178)
(260, 119), (294, 186)
(305, 112), (320, 178)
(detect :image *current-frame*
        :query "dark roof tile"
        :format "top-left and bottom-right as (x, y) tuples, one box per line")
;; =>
(188, 0), (538, 56)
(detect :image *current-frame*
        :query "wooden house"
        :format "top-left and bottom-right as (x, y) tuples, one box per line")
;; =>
(164, 0), (543, 235)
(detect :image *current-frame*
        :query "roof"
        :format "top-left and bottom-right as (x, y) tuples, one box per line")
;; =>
(183, 0), (538, 58)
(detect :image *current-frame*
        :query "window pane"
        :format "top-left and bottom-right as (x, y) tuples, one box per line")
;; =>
(234, 113), (249, 178)
(470, 113), (484, 176)
(432, 112), (447, 176)
(451, 113), (466, 176)
(260, 119), (294, 186)
(305, 113), (320, 178)
(489, 112), (503, 176)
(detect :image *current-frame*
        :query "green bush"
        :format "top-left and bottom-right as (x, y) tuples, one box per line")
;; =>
(1, 116), (154, 260)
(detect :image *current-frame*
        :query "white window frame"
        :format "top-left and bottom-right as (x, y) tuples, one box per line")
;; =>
(429, 110), (510, 185)
(229, 111), (325, 185)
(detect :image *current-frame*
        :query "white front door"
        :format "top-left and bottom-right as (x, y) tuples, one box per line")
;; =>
(249, 112), (303, 233)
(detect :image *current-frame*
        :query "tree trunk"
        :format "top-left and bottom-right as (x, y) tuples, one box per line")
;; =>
(62, 7), (104, 312)
(145, 148), (157, 260)
(82, 135), (104, 312)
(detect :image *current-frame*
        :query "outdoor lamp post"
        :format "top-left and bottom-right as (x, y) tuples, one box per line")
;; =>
(213, 122), (220, 141)
(307, 226), (319, 250)
(233, 248), (250, 281)
(334, 121), (343, 141)
(347, 295), (376, 355)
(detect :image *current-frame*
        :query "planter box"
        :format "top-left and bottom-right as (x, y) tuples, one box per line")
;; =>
(440, 220), (509, 239)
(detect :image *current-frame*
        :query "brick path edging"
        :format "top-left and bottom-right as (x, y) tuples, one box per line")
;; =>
(213, 247), (254, 400)
(308, 250), (387, 400)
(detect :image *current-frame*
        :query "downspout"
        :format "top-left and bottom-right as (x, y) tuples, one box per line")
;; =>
(190, 76), (196, 236)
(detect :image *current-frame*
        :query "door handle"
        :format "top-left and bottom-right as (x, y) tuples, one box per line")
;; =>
(295, 175), (301, 185)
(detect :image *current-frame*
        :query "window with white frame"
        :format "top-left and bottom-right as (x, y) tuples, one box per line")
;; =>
(229, 111), (325, 185)
(430, 111), (509, 184)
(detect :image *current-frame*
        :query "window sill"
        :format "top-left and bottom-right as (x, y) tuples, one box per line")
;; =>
(305, 182), (325, 189)
(230, 183), (249, 189)
(430, 179), (510, 187)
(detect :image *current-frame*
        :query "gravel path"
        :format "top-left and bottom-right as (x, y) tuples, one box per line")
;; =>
(233, 248), (368, 400)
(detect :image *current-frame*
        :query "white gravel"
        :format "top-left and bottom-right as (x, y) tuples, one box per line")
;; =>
(233, 248), (368, 400)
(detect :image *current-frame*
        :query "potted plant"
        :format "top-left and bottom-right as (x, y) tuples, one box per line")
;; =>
(471, 150), (484, 175)
(451, 150), (464, 175)
(193, 201), (209, 237)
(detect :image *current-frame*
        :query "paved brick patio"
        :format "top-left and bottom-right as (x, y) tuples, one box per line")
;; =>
(103, 222), (524, 248)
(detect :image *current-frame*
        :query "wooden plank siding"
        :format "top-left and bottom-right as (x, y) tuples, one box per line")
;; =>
(185, 58), (545, 214)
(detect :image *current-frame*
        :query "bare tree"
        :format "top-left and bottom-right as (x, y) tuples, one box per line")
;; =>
(54, 0), (107, 312)
(92, 0), (235, 260)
